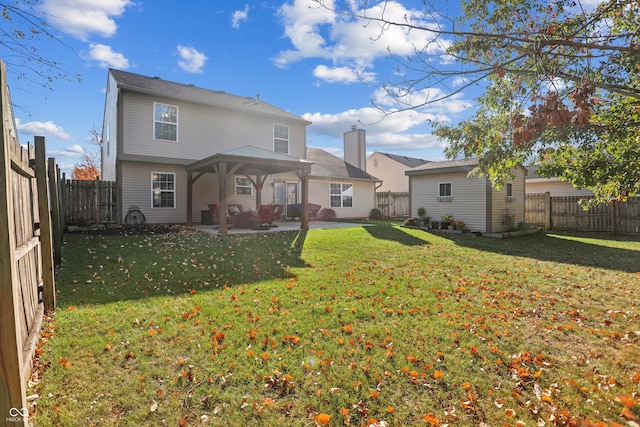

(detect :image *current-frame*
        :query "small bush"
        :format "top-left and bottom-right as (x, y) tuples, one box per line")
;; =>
(369, 208), (383, 220)
(317, 208), (336, 220)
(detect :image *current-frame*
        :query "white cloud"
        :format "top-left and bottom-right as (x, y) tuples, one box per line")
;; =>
(275, 0), (450, 84)
(16, 119), (72, 140)
(49, 144), (86, 159)
(88, 44), (129, 69)
(231, 5), (249, 29)
(313, 65), (375, 84)
(41, 0), (132, 40)
(176, 45), (208, 74)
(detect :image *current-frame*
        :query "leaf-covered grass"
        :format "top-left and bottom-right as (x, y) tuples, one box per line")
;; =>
(32, 223), (640, 426)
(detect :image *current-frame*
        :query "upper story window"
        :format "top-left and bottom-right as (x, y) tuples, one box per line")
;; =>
(151, 172), (175, 208)
(330, 183), (353, 208)
(274, 124), (289, 154)
(437, 182), (453, 202)
(154, 103), (178, 141)
(235, 176), (253, 196)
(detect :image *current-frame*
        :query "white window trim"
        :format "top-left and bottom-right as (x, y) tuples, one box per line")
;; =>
(330, 182), (353, 208)
(151, 172), (176, 209)
(437, 182), (453, 202)
(235, 176), (253, 196)
(153, 102), (178, 141)
(273, 123), (289, 154)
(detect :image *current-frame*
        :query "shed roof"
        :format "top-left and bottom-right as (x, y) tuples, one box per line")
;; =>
(109, 69), (311, 124)
(307, 147), (380, 182)
(405, 158), (479, 176)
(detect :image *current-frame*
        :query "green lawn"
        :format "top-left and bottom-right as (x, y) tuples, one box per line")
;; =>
(32, 223), (640, 426)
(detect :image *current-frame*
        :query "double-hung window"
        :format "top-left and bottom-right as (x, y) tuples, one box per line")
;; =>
(151, 172), (175, 208)
(438, 182), (453, 202)
(154, 103), (178, 141)
(274, 124), (289, 154)
(330, 183), (353, 208)
(235, 176), (252, 195)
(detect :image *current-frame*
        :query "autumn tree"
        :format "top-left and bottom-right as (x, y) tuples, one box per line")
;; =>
(314, 0), (640, 205)
(71, 153), (100, 180)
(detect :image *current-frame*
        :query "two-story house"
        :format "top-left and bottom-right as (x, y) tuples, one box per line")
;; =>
(367, 152), (429, 192)
(101, 69), (379, 231)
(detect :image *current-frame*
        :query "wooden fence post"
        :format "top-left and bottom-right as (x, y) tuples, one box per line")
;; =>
(544, 191), (552, 230)
(47, 158), (62, 266)
(36, 138), (56, 310)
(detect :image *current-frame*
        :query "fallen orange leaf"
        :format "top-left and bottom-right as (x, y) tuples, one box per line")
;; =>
(314, 413), (331, 426)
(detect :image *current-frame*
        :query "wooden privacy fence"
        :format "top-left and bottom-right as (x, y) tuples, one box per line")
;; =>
(376, 191), (410, 218)
(526, 192), (640, 235)
(60, 176), (118, 226)
(0, 61), (56, 426)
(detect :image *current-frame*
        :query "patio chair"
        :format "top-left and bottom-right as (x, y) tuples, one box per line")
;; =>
(270, 204), (283, 225)
(248, 205), (275, 229)
(207, 204), (222, 224)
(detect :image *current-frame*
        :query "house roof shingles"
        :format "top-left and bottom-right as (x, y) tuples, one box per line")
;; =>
(376, 152), (430, 168)
(307, 147), (380, 182)
(109, 69), (310, 124)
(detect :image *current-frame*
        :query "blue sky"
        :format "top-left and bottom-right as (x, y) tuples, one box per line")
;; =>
(5, 0), (478, 174)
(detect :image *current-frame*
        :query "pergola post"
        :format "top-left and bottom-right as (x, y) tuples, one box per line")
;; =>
(300, 170), (309, 230)
(186, 171), (193, 226)
(218, 161), (228, 235)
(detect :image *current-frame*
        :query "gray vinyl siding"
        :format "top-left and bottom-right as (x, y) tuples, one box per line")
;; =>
(410, 171), (488, 232)
(120, 92), (307, 162)
(121, 162), (188, 224)
(490, 167), (526, 232)
(101, 73), (118, 180)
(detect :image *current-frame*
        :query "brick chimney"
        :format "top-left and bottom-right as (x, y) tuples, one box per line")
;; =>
(343, 125), (366, 171)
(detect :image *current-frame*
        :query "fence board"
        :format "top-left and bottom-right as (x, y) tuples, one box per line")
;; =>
(62, 177), (118, 225)
(0, 60), (54, 426)
(376, 191), (410, 218)
(525, 193), (640, 235)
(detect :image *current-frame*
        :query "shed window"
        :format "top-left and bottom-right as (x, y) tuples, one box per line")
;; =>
(330, 183), (353, 208)
(151, 172), (175, 208)
(506, 183), (516, 202)
(437, 182), (453, 202)
(154, 103), (178, 141)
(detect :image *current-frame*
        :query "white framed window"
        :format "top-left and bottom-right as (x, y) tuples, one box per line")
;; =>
(235, 176), (252, 195)
(437, 182), (453, 202)
(506, 182), (516, 202)
(154, 103), (178, 141)
(330, 183), (353, 208)
(151, 172), (175, 208)
(274, 124), (289, 154)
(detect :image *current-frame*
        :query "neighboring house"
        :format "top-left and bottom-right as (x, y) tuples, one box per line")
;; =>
(101, 69), (379, 227)
(366, 152), (429, 192)
(525, 165), (594, 196)
(405, 158), (527, 233)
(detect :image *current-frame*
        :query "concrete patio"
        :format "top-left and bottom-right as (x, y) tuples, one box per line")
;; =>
(196, 220), (371, 235)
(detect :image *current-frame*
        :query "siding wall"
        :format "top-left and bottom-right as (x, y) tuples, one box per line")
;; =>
(526, 179), (594, 196)
(120, 92), (307, 162)
(410, 171), (488, 232)
(489, 167), (526, 233)
(366, 153), (410, 192)
(309, 178), (376, 219)
(101, 73), (119, 180)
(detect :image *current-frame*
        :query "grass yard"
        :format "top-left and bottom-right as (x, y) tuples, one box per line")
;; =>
(31, 222), (640, 426)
